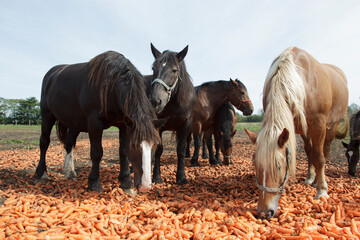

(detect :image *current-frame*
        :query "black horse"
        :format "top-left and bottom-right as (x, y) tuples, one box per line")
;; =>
(34, 51), (161, 193)
(146, 43), (196, 185)
(204, 102), (238, 165)
(342, 110), (360, 175)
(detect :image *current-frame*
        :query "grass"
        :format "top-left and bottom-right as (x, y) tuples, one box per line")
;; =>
(236, 122), (261, 132)
(0, 125), (119, 131)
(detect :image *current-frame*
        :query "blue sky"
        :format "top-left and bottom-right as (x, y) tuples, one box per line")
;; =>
(1, 0), (359, 113)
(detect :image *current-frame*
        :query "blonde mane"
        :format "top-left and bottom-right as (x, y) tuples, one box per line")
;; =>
(255, 47), (307, 183)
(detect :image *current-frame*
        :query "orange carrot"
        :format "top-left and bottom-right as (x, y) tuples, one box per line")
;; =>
(138, 231), (154, 240)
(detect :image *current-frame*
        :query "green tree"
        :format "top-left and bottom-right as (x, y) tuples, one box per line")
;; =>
(15, 97), (40, 124)
(348, 103), (359, 116)
(237, 109), (264, 123)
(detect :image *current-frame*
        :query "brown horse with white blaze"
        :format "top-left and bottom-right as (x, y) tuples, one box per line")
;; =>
(245, 47), (348, 219)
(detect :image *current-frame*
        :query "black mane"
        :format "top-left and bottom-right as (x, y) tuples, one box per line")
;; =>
(89, 51), (159, 146)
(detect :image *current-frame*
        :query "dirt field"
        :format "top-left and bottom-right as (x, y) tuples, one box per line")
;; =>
(0, 127), (360, 239)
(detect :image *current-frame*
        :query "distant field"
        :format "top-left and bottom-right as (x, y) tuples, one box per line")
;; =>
(0, 125), (119, 150)
(236, 122), (261, 132)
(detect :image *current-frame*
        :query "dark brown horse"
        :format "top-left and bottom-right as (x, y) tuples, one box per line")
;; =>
(147, 44), (196, 185)
(189, 79), (253, 166)
(342, 110), (360, 175)
(204, 102), (238, 165)
(34, 51), (161, 193)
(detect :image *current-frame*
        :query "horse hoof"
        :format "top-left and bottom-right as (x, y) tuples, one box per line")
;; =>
(315, 191), (329, 200)
(64, 171), (77, 180)
(87, 182), (103, 192)
(34, 178), (47, 184)
(152, 177), (163, 184)
(176, 178), (188, 185)
(304, 178), (315, 186)
(123, 188), (137, 195)
(191, 162), (201, 167)
(34, 172), (48, 184)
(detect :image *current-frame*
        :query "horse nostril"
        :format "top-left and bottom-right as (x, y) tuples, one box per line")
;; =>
(267, 210), (275, 219)
(151, 98), (161, 107)
(259, 209), (275, 219)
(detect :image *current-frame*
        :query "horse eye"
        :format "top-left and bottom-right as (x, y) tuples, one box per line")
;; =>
(172, 69), (177, 73)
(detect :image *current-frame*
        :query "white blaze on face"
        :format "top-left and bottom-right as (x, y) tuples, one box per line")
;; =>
(349, 151), (354, 163)
(140, 141), (153, 191)
(162, 62), (167, 67)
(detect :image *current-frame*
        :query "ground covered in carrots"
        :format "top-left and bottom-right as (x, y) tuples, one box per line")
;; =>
(1, 130), (360, 240)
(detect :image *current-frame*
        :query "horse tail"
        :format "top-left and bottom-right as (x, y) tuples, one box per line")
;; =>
(56, 121), (67, 145)
(336, 113), (349, 139)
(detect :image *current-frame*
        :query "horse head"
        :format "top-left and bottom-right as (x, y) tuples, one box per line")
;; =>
(228, 79), (254, 116)
(219, 129), (236, 165)
(245, 127), (290, 219)
(342, 140), (360, 176)
(149, 43), (188, 114)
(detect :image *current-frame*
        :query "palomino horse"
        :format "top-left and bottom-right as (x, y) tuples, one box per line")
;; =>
(245, 47), (348, 219)
(189, 79), (253, 166)
(147, 44), (196, 185)
(342, 110), (360, 176)
(204, 102), (238, 165)
(34, 51), (161, 193)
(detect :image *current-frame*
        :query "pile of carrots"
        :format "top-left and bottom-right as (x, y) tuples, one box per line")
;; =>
(1, 134), (360, 239)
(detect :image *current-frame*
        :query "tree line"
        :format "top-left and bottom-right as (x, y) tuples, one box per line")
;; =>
(0, 97), (359, 125)
(0, 97), (40, 125)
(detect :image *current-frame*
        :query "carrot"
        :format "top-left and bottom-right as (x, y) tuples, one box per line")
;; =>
(193, 223), (202, 238)
(138, 231), (153, 240)
(271, 224), (295, 235)
(45, 233), (67, 240)
(24, 235), (37, 240)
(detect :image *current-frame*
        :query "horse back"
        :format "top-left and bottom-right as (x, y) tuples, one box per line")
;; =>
(41, 62), (96, 131)
(291, 47), (348, 128)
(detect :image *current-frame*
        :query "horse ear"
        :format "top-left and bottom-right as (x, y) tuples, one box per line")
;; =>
(278, 128), (289, 148)
(231, 130), (237, 138)
(244, 128), (257, 144)
(153, 118), (168, 129)
(230, 78), (238, 86)
(151, 43), (161, 59)
(177, 45), (188, 62)
(342, 141), (349, 149)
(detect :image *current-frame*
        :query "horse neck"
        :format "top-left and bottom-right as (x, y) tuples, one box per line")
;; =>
(206, 82), (232, 112)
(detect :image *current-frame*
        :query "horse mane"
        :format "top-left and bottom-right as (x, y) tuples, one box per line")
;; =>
(153, 51), (194, 103)
(350, 110), (360, 140)
(88, 51), (159, 146)
(256, 47), (307, 182)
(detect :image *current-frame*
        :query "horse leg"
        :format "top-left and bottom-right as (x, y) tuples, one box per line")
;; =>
(153, 132), (163, 183)
(176, 122), (192, 185)
(309, 124), (328, 199)
(301, 135), (315, 186)
(34, 113), (56, 183)
(214, 132), (221, 163)
(202, 135), (209, 159)
(87, 119), (104, 192)
(206, 135), (220, 165)
(185, 133), (191, 158)
(190, 133), (201, 166)
(118, 125), (136, 195)
(63, 130), (79, 180)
